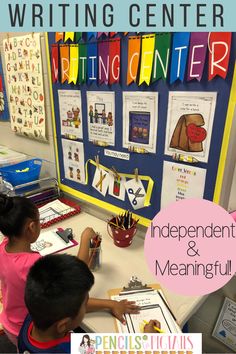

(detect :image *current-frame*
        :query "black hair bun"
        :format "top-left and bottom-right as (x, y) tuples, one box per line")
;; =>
(0, 194), (14, 214)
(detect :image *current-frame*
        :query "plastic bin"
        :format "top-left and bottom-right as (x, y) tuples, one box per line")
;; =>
(0, 159), (42, 186)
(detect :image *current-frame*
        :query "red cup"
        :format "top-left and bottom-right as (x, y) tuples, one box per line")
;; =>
(107, 217), (137, 247)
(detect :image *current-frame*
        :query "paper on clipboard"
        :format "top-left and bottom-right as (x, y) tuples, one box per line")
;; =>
(30, 229), (78, 256)
(108, 283), (181, 333)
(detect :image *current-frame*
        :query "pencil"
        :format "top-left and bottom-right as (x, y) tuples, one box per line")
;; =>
(143, 320), (165, 333)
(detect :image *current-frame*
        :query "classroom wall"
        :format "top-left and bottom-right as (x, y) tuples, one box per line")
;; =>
(0, 32), (56, 178)
(188, 275), (236, 353)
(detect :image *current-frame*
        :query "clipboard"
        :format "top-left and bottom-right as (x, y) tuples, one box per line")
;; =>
(30, 228), (78, 256)
(108, 277), (181, 333)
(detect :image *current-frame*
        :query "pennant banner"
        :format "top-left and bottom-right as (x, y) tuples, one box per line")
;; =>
(68, 44), (79, 84)
(152, 33), (171, 83)
(208, 32), (232, 81)
(109, 39), (120, 84)
(87, 42), (98, 85)
(187, 32), (208, 82)
(97, 32), (108, 38)
(64, 32), (74, 42)
(98, 41), (110, 85)
(51, 44), (59, 83)
(79, 43), (87, 84)
(75, 32), (82, 42)
(110, 32), (117, 37)
(170, 32), (190, 84)
(60, 45), (70, 83)
(127, 36), (141, 85)
(55, 32), (64, 42)
(87, 32), (96, 40)
(139, 34), (155, 86)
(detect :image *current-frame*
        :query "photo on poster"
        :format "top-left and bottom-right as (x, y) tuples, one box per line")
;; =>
(92, 167), (110, 196)
(62, 139), (85, 184)
(161, 161), (206, 209)
(124, 178), (146, 210)
(165, 92), (217, 163)
(58, 90), (83, 139)
(87, 91), (115, 146)
(3, 33), (47, 140)
(123, 92), (158, 153)
(108, 175), (126, 201)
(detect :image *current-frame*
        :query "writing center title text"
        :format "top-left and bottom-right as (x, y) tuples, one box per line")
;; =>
(8, 2), (224, 28)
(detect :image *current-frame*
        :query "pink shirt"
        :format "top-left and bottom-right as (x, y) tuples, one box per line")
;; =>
(0, 238), (41, 336)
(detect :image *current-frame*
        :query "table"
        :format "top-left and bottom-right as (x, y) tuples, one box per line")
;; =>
(46, 211), (206, 332)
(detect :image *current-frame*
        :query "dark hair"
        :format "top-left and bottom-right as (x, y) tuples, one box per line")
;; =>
(0, 194), (38, 239)
(80, 335), (91, 347)
(25, 254), (94, 330)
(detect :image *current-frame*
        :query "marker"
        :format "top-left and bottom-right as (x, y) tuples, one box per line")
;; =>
(128, 146), (149, 154)
(172, 153), (199, 164)
(93, 140), (109, 147)
(143, 320), (165, 333)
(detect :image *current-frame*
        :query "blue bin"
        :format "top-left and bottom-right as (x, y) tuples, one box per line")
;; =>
(0, 159), (42, 186)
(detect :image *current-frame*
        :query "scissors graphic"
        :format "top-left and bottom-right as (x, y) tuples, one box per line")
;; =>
(128, 187), (144, 205)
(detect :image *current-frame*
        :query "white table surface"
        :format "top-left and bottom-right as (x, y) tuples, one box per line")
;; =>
(45, 211), (206, 332)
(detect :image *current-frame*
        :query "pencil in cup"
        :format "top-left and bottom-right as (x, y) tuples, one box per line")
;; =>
(88, 246), (101, 271)
(88, 235), (102, 271)
(143, 320), (165, 333)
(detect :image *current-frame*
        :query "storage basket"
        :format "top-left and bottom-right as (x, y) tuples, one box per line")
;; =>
(0, 159), (42, 186)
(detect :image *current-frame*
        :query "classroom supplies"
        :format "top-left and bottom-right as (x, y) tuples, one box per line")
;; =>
(30, 228), (78, 256)
(172, 153), (199, 164)
(38, 198), (81, 229)
(212, 297), (236, 351)
(56, 228), (73, 243)
(88, 233), (102, 271)
(0, 158), (42, 186)
(107, 211), (138, 247)
(108, 278), (181, 333)
(93, 140), (109, 147)
(128, 146), (149, 154)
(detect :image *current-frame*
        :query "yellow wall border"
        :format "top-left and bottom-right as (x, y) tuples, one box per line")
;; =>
(213, 62), (236, 204)
(45, 33), (61, 182)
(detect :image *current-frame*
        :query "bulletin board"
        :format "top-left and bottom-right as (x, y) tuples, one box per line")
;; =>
(46, 32), (236, 226)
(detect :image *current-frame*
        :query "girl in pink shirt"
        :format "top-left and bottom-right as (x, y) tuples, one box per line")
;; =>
(0, 194), (41, 345)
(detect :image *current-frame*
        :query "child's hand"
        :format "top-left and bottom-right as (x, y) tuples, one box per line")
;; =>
(144, 320), (161, 333)
(111, 300), (140, 324)
(81, 227), (97, 243)
(78, 228), (97, 264)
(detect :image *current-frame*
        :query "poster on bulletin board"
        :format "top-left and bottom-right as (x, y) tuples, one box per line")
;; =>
(122, 92), (158, 153)
(58, 90), (83, 140)
(165, 92), (217, 163)
(87, 91), (115, 145)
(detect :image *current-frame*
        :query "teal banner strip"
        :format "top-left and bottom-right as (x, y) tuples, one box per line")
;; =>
(0, 0), (235, 32)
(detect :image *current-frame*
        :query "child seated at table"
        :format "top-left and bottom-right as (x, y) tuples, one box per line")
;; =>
(18, 254), (160, 353)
